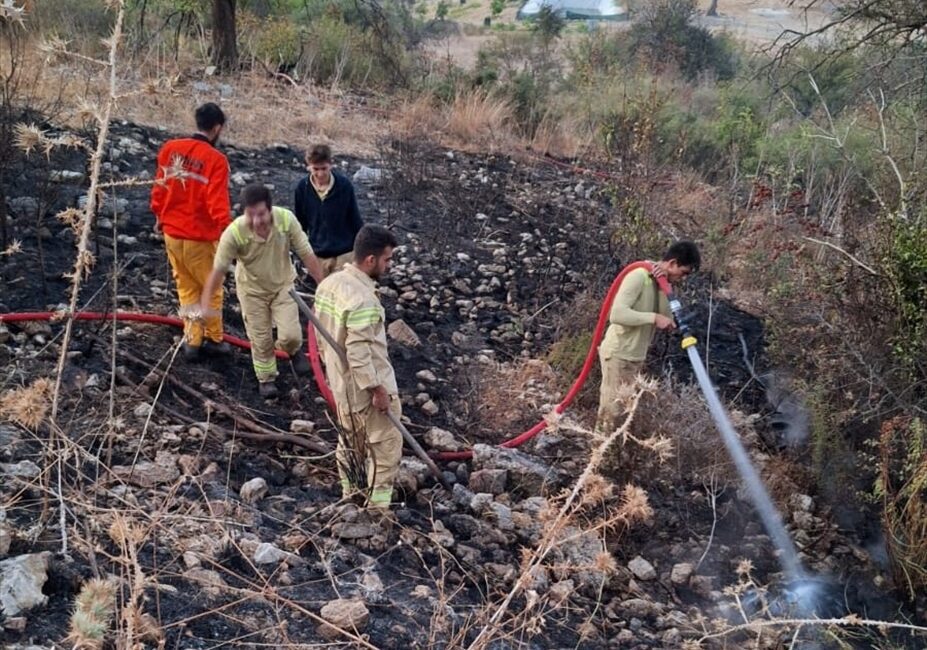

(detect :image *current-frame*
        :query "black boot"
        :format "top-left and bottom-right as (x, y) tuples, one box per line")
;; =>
(290, 352), (311, 376)
(182, 343), (203, 362)
(202, 339), (232, 357)
(259, 381), (279, 400)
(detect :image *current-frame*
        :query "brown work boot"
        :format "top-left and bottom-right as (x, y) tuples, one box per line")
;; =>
(258, 381), (278, 400)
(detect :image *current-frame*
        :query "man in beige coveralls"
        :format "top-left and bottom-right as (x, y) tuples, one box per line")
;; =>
(200, 184), (324, 399)
(314, 225), (401, 510)
(597, 241), (700, 432)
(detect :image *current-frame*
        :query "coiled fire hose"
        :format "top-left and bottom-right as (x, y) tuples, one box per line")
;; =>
(0, 261), (676, 470)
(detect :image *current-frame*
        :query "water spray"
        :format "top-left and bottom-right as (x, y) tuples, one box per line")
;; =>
(653, 275), (830, 614)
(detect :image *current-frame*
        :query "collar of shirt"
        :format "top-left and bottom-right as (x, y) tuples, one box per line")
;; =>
(236, 212), (282, 243)
(191, 133), (215, 147)
(343, 263), (377, 291)
(310, 173), (335, 199)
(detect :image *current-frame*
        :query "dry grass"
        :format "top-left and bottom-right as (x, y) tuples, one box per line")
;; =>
(445, 90), (514, 151)
(25, 42), (388, 156)
(473, 359), (559, 434)
(392, 90), (517, 154)
(529, 112), (597, 160)
(878, 416), (927, 601)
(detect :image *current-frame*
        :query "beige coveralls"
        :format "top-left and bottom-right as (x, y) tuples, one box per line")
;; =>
(213, 207), (313, 382)
(597, 267), (670, 432)
(319, 252), (354, 278)
(314, 264), (402, 509)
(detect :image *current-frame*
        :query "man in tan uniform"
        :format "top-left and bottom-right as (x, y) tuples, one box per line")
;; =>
(314, 225), (401, 510)
(597, 241), (700, 432)
(200, 184), (324, 399)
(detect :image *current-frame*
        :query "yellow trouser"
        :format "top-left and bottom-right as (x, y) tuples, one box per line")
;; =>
(238, 285), (302, 382)
(319, 252), (354, 278)
(336, 398), (402, 509)
(164, 234), (223, 346)
(596, 354), (644, 433)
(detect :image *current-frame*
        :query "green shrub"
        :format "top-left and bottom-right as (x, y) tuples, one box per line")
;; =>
(627, 0), (737, 80)
(883, 213), (927, 375)
(239, 12), (303, 70)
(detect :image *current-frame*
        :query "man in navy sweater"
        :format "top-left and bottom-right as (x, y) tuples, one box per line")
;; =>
(294, 144), (364, 278)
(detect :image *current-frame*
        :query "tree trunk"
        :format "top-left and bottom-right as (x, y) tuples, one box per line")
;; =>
(211, 0), (237, 71)
(707, 0), (719, 17)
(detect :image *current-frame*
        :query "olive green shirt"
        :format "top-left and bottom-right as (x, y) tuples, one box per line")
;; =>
(599, 267), (671, 362)
(213, 206), (313, 296)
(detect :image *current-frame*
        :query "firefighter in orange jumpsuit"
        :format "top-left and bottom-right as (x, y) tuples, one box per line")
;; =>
(150, 103), (232, 361)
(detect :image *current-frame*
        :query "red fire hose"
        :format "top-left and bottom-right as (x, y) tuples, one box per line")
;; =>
(0, 311), (337, 408)
(0, 261), (669, 463)
(424, 261), (668, 460)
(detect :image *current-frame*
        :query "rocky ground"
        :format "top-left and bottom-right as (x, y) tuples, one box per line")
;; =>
(0, 119), (920, 648)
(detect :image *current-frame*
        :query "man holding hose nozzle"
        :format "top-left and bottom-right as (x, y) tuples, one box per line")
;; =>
(597, 241), (700, 433)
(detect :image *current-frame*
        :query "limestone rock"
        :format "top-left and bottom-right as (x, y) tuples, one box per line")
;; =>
(628, 556), (656, 581)
(468, 469), (508, 495)
(424, 427), (458, 452)
(387, 319), (421, 347)
(319, 598), (369, 638)
(0, 552), (51, 616)
(239, 478), (268, 505)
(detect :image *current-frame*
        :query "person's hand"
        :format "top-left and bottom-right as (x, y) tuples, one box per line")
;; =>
(651, 264), (666, 280)
(654, 314), (676, 331)
(371, 385), (390, 413)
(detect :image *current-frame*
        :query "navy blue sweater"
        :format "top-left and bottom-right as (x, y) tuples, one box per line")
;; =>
(293, 171), (364, 258)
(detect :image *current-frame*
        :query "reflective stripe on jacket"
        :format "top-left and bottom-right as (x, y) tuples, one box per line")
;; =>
(314, 264), (398, 413)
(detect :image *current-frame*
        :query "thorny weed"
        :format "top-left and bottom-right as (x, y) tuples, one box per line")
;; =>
(0, 376), (52, 429)
(67, 578), (117, 650)
(467, 376), (660, 649)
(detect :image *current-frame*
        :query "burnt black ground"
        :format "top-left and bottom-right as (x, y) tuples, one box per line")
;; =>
(1, 120), (918, 649)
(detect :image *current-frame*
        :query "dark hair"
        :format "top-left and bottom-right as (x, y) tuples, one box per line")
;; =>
(663, 240), (701, 271)
(241, 183), (272, 210)
(306, 144), (332, 165)
(354, 225), (397, 260)
(195, 102), (226, 132)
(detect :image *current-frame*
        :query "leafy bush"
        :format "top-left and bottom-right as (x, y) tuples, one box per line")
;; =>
(627, 0), (737, 80)
(883, 213), (927, 376)
(238, 12), (303, 70)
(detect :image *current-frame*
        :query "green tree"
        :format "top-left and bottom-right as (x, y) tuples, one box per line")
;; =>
(435, 0), (449, 20)
(491, 0), (505, 18)
(533, 5), (564, 49)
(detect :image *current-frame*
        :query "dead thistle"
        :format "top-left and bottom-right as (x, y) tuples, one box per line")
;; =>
(579, 473), (614, 506)
(1, 239), (23, 256)
(617, 483), (654, 524)
(0, 377), (53, 429)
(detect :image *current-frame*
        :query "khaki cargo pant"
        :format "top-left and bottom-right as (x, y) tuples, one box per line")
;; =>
(319, 252), (354, 278)
(164, 234), (223, 346)
(336, 397), (403, 510)
(238, 284), (302, 382)
(596, 352), (645, 433)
